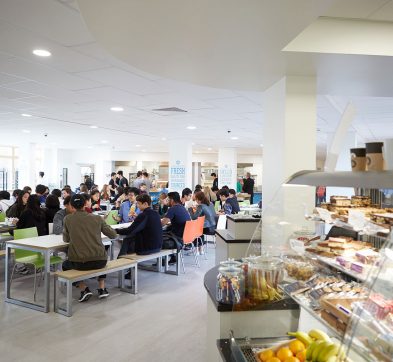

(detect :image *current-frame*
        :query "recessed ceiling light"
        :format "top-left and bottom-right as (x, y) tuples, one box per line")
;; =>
(33, 49), (51, 57)
(101, 140), (108, 144)
(230, 136), (239, 140)
(208, 147), (212, 151)
(191, 142), (195, 146)
(89, 125), (98, 129)
(186, 126), (196, 130)
(22, 129), (30, 133)
(260, 144), (263, 147)
(135, 145), (141, 147)
(21, 113), (32, 117)
(142, 149), (146, 152)
(87, 146), (93, 149)
(110, 106), (124, 112)
(161, 137), (167, 141)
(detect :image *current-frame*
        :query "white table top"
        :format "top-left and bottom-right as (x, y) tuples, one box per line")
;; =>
(6, 234), (68, 250)
(111, 222), (132, 229)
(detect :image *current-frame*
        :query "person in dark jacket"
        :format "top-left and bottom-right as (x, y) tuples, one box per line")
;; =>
(242, 172), (255, 204)
(6, 190), (29, 218)
(117, 194), (163, 257)
(211, 173), (218, 190)
(44, 194), (61, 227)
(16, 194), (47, 235)
(228, 189), (241, 213)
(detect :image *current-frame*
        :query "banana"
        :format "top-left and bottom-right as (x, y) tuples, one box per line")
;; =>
(307, 340), (323, 361)
(312, 341), (331, 361)
(308, 329), (331, 342)
(318, 343), (339, 362)
(287, 331), (314, 346)
(325, 356), (338, 362)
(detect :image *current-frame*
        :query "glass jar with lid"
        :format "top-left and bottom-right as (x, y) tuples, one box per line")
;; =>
(216, 265), (244, 305)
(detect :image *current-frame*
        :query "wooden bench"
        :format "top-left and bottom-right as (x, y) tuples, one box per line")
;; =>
(120, 248), (180, 278)
(54, 258), (137, 317)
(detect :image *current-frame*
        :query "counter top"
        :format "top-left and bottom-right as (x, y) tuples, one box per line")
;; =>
(204, 265), (299, 312)
(227, 215), (261, 223)
(215, 230), (251, 243)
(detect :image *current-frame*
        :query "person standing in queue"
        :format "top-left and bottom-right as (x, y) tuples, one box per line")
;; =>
(242, 172), (255, 204)
(62, 194), (117, 302)
(211, 173), (218, 190)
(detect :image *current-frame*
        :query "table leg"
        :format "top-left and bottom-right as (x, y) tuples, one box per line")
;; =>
(5, 245), (11, 298)
(44, 250), (50, 312)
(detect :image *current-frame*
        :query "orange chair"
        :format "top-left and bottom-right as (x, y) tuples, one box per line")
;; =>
(180, 219), (200, 272)
(195, 216), (207, 260)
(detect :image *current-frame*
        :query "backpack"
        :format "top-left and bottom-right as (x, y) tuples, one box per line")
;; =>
(162, 230), (183, 252)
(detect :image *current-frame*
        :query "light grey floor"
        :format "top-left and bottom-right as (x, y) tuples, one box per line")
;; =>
(0, 245), (215, 362)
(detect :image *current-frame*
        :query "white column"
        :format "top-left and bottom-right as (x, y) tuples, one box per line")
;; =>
(326, 131), (357, 200)
(218, 148), (237, 189)
(169, 141), (192, 193)
(42, 146), (59, 188)
(94, 147), (112, 188)
(262, 76), (316, 252)
(18, 143), (37, 188)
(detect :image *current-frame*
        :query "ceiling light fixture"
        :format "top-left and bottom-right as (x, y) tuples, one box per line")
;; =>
(110, 106), (124, 112)
(89, 125), (98, 129)
(142, 149), (146, 152)
(208, 147), (212, 151)
(22, 129), (30, 133)
(260, 144), (263, 147)
(33, 49), (51, 57)
(230, 136), (239, 140)
(87, 146), (93, 149)
(101, 140), (108, 144)
(161, 137), (167, 141)
(135, 145), (141, 147)
(186, 126), (196, 130)
(21, 113), (32, 117)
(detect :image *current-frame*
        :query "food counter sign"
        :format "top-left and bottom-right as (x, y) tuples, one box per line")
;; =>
(220, 164), (233, 187)
(170, 160), (186, 190)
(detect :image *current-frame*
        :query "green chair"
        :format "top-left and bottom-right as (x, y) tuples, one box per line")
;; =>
(0, 212), (12, 241)
(0, 212), (5, 222)
(104, 210), (119, 226)
(242, 200), (250, 206)
(214, 201), (221, 212)
(11, 227), (63, 301)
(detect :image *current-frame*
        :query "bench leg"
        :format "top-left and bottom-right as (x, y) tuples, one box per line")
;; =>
(65, 281), (72, 317)
(164, 252), (180, 276)
(132, 266), (137, 294)
(54, 274), (58, 312)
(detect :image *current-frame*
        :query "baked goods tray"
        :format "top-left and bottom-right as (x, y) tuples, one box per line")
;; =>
(305, 252), (369, 282)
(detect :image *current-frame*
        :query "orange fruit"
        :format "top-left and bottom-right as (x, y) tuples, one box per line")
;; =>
(284, 357), (300, 362)
(289, 340), (305, 354)
(266, 358), (281, 362)
(296, 350), (306, 362)
(276, 347), (293, 362)
(259, 349), (275, 361)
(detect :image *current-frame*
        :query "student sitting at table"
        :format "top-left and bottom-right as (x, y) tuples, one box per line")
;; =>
(154, 192), (168, 217)
(44, 194), (61, 228)
(90, 189), (101, 211)
(62, 194), (117, 302)
(16, 194), (48, 235)
(217, 189), (235, 215)
(53, 196), (75, 235)
(6, 190), (29, 218)
(228, 189), (241, 214)
(113, 187), (140, 223)
(117, 194), (163, 258)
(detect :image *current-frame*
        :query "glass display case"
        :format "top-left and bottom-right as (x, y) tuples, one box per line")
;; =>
(217, 170), (393, 362)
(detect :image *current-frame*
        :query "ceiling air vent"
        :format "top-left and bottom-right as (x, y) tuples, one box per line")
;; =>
(152, 107), (188, 113)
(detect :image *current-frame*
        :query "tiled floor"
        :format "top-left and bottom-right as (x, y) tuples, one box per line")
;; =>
(0, 245), (215, 362)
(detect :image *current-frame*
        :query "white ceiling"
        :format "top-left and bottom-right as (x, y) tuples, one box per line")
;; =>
(0, 0), (392, 159)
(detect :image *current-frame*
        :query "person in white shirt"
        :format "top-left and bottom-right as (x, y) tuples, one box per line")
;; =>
(0, 191), (14, 213)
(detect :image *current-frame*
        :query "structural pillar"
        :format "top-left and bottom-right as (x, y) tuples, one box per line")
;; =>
(218, 148), (237, 189)
(168, 141), (192, 193)
(262, 76), (316, 252)
(18, 143), (37, 188)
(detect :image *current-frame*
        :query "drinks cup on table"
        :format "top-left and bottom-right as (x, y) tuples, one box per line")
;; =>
(350, 148), (366, 171)
(365, 142), (384, 171)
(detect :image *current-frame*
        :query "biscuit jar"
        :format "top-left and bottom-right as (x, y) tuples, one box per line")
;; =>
(216, 265), (244, 305)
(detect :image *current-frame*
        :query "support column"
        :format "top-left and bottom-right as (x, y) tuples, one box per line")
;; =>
(262, 76), (316, 252)
(168, 141), (192, 193)
(18, 143), (37, 188)
(42, 146), (59, 188)
(218, 148), (237, 189)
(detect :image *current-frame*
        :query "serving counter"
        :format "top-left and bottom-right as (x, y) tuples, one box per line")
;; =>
(204, 265), (300, 361)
